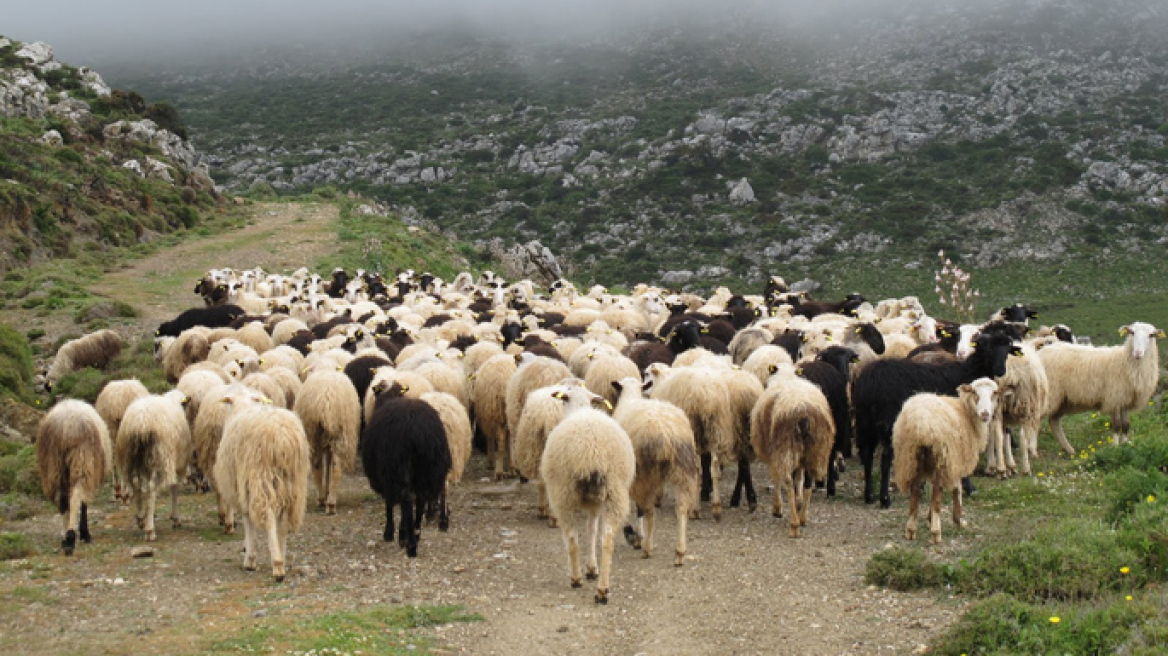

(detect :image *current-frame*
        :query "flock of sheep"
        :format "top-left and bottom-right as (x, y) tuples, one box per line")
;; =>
(33, 267), (1164, 604)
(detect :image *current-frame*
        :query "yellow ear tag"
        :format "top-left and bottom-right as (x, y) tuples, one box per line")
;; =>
(604, 400), (613, 410)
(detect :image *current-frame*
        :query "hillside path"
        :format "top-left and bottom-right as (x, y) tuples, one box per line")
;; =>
(90, 201), (337, 327)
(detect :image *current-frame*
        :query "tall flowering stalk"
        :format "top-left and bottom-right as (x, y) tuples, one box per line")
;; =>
(934, 249), (979, 323)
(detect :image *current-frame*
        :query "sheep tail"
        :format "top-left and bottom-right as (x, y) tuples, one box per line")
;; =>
(916, 446), (935, 478)
(577, 471), (606, 505)
(797, 417), (811, 442)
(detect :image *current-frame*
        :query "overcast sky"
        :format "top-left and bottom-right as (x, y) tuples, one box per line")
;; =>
(4, 0), (910, 64)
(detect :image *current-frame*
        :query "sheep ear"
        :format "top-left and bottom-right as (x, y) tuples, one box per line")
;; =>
(855, 328), (862, 334)
(1011, 346), (1024, 357)
(794, 367), (804, 376)
(768, 364), (777, 374)
(611, 381), (623, 393)
(1119, 326), (1132, 336)
(958, 384), (972, 394)
(1158, 330), (1166, 339)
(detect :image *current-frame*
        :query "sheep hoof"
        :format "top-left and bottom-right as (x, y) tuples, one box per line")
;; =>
(905, 528), (916, 541)
(641, 549), (652, 559)
(772, 507), (782, 518)
(171, 518), (182, 529)
(244, 558), (257, 572)
(62, 530), (76, 556)
(594, 590), (608, 605)
(325, 504), (337, 516)
(711, 504), (723, 523)
(317, 499), (326, 509)
(570, 578), (582, 589)
(788, 526), (801, 538)
(439, 519), (449, 532)
(536, 507), (549, 520)
(406, 547), (418, 558)
(548, 517), (558, 529)
(955, 518), (966, 528)
(673, 551), (685, 567)
(145, 530), (156, 542)
(586, 568), (598, 581)
(931, 535), (942, 545)
(879, 497), (891, 509)
(135, 516), (145, 529)
(224, 525), (235, 535)
(748, 500), (758, 513)
(688, 509), (701, 520)
(623, 525), (640, 549)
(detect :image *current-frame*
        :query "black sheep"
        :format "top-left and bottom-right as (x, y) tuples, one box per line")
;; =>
(667, 320), (727, 355)
(787, 293), (866, 319)
(853, 323), (886, 355)
(156, 304), (246, 337)
(285, 330), (316, 355)
(702, 318), (737, 345)
(362, 384), (452, 557)
(327, 268), (349, 299)
(852, 331), (1020, 508)
(500, 322), (523, 348)
(344, 355), (393, 403)
(997, 303), (1039, 324)
(624, 339), (675, 374)
(794, 347), (859, 496)
(771, 329), (804, 362)
(723, 307), (761, 330)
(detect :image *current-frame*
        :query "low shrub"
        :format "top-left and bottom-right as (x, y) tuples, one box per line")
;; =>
(864, 547), (948, 591)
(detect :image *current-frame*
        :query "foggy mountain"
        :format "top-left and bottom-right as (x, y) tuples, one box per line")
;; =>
(24, 0), (1168, 293)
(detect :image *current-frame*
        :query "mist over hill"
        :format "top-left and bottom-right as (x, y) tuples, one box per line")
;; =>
(94, 0), (1168, 301)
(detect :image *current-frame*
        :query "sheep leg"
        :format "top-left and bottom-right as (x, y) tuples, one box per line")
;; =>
(410, 494), (425, 558)
(879, 445), (894, 509)
(323, 450), (337, 515)
(485, 424), (498, 478)
(953, 483), (965, 528)
(860, 443), (876, 505)
(1017, 425), (1033, 476)
(398, 494), (412, 550)
(494, 427), (510, 481)
(709, 453), (723, 522)
(134, 483), (145, 529)
(674, 496), (688, 567)
(798, 468), (811, 528)
(539, 481), (557, 527)
(170, 483), (181, 528)
(1003, 427), (1017, 476)
(403, 491), (420, 558)
(224, 499), (236, 536)
(826, 457), (838, 497)
(984, 420), (1000, 476)
(699, 452), (712, 502)
(438, 482), (450, 532)
(266, 509), (285, 582)
(929, 478), (943, 545)
(563, 522), (582, 588)
(242, 515), (257, 571)
(144, 478), (158, 541)
(585, 513), (600, 580)
(642, 506), (655, 559)
(595, 518), (615, 605)
(1049, 415), (1076, 455)
(766, 461), (784, 518)
(623, 506), (643, 549)
(740, 456), (758, 511)
(312, 463), (325, 509)
(61, 502), (76, 556)
(382, 498), (395, 542)
(1115, 410), (1131, 446)
(905, 477), (921, 541)
(79, 502), (90, 543)
(786, 469), (800, 538)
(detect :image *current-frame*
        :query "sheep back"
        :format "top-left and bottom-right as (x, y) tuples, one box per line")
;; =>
(36, 400), (111, 505)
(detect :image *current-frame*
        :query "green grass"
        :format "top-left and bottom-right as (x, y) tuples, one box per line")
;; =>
(201, 604), (481, 655)
(865, 547), (950, 591)
(0, 533), (33, 561)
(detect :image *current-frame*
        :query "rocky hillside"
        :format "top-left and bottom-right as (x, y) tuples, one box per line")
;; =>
(0, 36), (215, 272)
(112, 0), (1168, 298)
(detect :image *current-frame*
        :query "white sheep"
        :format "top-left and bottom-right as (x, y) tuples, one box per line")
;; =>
(892, 378), (998, 544)
(611, 377), (699, 565)
(750, 366), (835, 537)
(36, 400), (112, 555)
(44, 329), (123, 391)
(293, 370), (362, 515)
(115, 390), (192, 541)
(513, 380), (584, 524)
(470, 353), (518, 481)
(94, 379), (150, 503)
(984, 342), (1049, 477)
(540, 385), (636, 604)
(1039, 322), (1164, 452)
(215, 400), (311, 581)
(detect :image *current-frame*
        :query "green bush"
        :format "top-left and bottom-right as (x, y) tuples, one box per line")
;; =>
(930, 593), (1163, 656)
(0, 324), (35, 403)
(1117, 500), (1168, 577)
(49, 368), (106, 403)
(1104, 467), (1168, 521)
(0, 444), (39, 495)
(864, 547), (948, 591)
(955, 519), (1147, 600)
(0, 532), (34, 561)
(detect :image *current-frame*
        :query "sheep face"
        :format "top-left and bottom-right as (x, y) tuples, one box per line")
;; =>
(960, 378), (999, 424)
(1121, 322), (1164, 360)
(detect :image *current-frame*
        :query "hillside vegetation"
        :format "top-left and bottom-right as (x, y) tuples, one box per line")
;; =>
(0, 36), (216, 273)
(110, 0), (1168, 339)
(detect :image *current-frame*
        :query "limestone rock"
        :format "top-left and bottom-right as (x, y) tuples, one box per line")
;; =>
(729, 178), (756, 205)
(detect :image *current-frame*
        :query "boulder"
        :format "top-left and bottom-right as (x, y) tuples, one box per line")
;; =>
(729, 177), (756, 205)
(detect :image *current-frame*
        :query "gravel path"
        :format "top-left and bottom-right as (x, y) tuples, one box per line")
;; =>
(0, 458), (963, 655)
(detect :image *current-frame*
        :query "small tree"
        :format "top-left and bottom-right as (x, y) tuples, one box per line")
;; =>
(934, 249), (979, 323)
